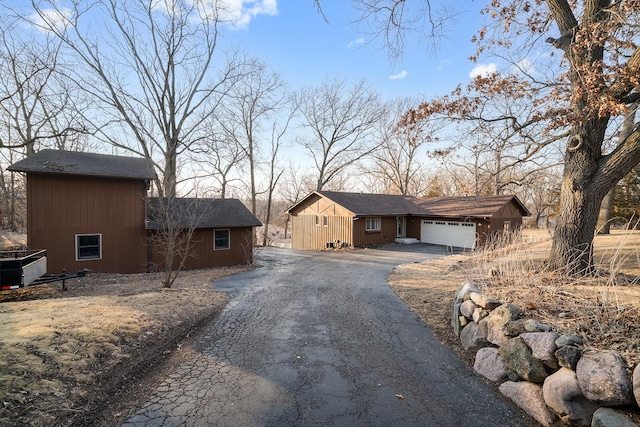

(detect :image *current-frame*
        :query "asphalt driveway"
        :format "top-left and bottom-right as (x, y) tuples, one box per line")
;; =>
(123, 245), (530, 426)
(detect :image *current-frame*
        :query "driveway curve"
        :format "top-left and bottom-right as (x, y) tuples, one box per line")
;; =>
(124, 245), (530, 426)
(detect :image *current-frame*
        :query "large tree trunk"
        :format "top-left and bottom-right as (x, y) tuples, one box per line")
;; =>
(596, 187), (615, 234)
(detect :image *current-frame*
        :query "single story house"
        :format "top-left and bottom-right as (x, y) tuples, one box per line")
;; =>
(286, 191), (530, 251)
(8, 149), (261, 274)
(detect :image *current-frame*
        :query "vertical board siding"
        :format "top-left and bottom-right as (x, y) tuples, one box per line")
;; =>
(27, 174), (149, 274)
(352, 216), (398, 246)
(291, 215), (352, 250)
(150, 227), (254, 270)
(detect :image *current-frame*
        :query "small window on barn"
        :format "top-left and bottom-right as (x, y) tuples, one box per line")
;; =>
(322, 216), (328, 227)
(315, 215), (320, 226)
(76, 234), (102, 261)
(504, 221), (511, 231)
(214, 229), (230, 250)
(365, 217), (381, 231)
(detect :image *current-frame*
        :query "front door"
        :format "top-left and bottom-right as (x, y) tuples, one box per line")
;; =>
(397, 216), (406, 237)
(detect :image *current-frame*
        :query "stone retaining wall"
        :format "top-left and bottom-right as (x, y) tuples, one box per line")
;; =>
(453, 281), (640, 427)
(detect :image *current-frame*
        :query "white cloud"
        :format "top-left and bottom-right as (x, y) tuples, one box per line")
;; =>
(348, 37), (365, 48)
(513, 58), (535, 75)
(468, 63), (497, 79)
(436, 59), (450, 71)
(389, 70), (408, 80)
(28, 7), (73, 33)
(218, 0), (278, 29)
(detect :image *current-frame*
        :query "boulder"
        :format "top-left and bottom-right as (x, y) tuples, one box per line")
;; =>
(474, 347), (509, 382)
(575, 351), (634, 406)
(499, 336), (550, 383)
(479, 303), (524, 346)
(499, 381), (557, 426)
(590, 407), (638, 427)
(472, 307), (489, 323)
(520, 332), (560, 369)
(452, 301), (463, 337)
(455, 281), (481, 302)
(555, 345), (583, 371)
(505, 319), (553, 336)
(542, 368), (599, 426)
(460, 321), (490, 352)
(460, 299), (478, 319)
(469, 291), (502, 310)
(634, 364), (640, 408)
(556, 333), (584, 347)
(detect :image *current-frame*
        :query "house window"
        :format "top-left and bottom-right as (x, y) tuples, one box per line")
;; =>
(315, 215), (320, 226)
(365, 217), (381, 231)
(214, 229), (230, 250)
(76, 234), (102, 261)
(322, 216), (328, 227)
(504, 221), (511, 231)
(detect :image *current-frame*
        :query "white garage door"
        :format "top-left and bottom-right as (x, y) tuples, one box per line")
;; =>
(420, 220), (476, 249)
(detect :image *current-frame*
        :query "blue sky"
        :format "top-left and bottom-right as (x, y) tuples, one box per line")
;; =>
(223, 1), (489, 100)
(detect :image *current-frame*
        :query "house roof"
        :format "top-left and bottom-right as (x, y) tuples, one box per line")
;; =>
(414, 195), (531, 218)
(147, 198), (262, 229)
(7, 149), (157, 180)
(287, 191), (530, 218)
(292, 191), (422, 216)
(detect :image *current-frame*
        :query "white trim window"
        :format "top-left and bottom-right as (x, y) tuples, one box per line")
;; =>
(214, 229), (230, 250)
(365, 216), (381, 232)
(76, 234), (102, 261)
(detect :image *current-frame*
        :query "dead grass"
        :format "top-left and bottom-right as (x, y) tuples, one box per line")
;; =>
(389, 229), (640, 370)
(0, 267), (246, 426)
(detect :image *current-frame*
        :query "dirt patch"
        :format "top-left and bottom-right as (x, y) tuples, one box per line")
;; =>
(0, 267), (248, 426)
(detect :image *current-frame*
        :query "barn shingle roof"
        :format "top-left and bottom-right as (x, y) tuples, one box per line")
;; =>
(317, 191), (421, 216)
(8, 149), (157, 180)
(147, 198), (261, 229)
(413, 195), (531, 218)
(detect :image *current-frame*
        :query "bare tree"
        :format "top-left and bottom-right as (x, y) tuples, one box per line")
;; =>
(146, 197), (204, 288)
(26, 0), (244, 198)
(297, 77), (385, 191)
(214, 57), (286, 214)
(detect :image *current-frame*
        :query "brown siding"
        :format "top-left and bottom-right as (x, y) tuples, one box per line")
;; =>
(150, 227), (254, 270)
(352, 216), (398, 246)
(291, 215), (352, 250)
(26, 174), (149, 274)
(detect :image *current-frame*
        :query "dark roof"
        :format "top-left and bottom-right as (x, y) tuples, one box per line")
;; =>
(287, 191), (530, 218)
(147, 198), (262, 229)
(310, 191), (422, 216)
(7, 149), (157, 180)
(414, 195), (530, 218)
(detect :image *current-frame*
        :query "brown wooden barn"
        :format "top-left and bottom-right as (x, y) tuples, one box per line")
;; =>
(286, 191), (530, 251)
(9, 150), (260, 274)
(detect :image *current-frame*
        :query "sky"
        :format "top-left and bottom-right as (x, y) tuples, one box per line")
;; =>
(219, 1), (489, 100)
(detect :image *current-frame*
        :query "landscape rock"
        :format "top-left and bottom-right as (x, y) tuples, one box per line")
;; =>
(474, 347), (509, 382)
(520, 332), (560, 369)
(455, 281), (481, 302)
(459, 321), (489, 352)
(555, 345), (583, 371)
(634, 364), (640, 408)
(542, 368), (599, 426)
(480, 303), (524, 345)
(556, 333), (584, 348)
(575, 351), (634, 406)
(452, 301), (463, 337)
(469, 291), (502, 310)
(472, 307), (489, 323)
(460, 299), (478, 319)
(590, 407), (638, 427)
(499, 336), (550, 383)
(505, 318), (554, 336)
(499, 381), (557, 426)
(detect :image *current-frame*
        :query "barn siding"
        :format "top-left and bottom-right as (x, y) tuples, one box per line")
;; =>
(150, 227), (254, 270)
(352, 216), (398, 246)
(291, 215), (352, 250)
(27, 173), (149, 274)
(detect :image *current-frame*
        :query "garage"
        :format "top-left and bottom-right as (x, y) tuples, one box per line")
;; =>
(420, 220), (476, 249)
